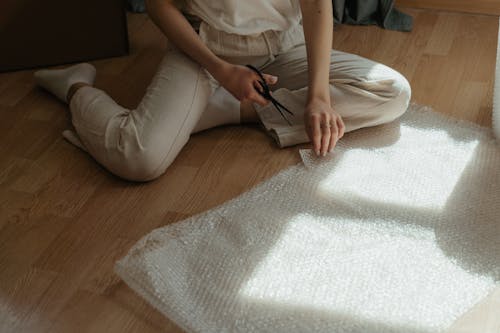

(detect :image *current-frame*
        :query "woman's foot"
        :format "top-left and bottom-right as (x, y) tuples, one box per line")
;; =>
(34, 63), (96, 103)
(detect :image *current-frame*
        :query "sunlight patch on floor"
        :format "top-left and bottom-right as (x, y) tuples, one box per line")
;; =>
(317, 124), (479, 210)
(239, 213), (494, 332)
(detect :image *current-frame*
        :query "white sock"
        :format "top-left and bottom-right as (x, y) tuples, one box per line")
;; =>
(34, 63), (96, 104)
(192, 87), (241, 134)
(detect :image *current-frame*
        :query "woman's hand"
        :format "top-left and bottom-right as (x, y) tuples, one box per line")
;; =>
(305, 98), (345, 156)
(213, 62), (278, 106)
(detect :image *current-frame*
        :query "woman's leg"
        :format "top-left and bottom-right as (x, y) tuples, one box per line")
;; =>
(252, 44), (412, 148)
(35, 47), (220, 182)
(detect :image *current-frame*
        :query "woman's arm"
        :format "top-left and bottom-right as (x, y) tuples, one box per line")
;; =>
(145, 0), (276, 106)
(299, 0), (345, 156)
(145, 0), (223, 79)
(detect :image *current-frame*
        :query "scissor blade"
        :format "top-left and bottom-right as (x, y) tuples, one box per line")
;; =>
(272, 98), (294, 115)
(273, 101), (293, 126)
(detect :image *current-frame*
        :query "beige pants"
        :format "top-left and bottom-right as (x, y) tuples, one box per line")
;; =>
(68, 35), (411, 182)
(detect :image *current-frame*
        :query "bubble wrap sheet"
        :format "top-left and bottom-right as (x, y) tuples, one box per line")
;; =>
(115, 104), (500, 333)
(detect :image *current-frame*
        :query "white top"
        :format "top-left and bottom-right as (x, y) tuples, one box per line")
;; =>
(183, 0), (302, 36)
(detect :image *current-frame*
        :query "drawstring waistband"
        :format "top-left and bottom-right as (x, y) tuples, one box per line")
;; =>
(194, 19), (305, 59)
(261, 31), (276, 68)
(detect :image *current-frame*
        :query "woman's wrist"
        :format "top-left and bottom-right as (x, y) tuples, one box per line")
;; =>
(205, 57), (230, 82)
(307, 89), (331, 110)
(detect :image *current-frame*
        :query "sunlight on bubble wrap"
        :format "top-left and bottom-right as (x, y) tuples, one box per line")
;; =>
(0, 297), (18, 332)
(317, 125), (480, 210)
(240, 214), (495, 332)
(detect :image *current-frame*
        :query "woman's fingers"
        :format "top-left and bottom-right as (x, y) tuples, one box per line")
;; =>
(252, 80), (265, 95)
(308, 114), (345, 156)
(309, 114), (322, 155)
(237, 77), (268, 106)
(304, 98), (345, 156)
(239, 68), (278, 106)
(249, 88), (269, 106)
(219, 64), (275, 108)
(262, 73), (278, 85)
(337, 116), (345, 139)
(320, 115), (332, 156)
(328, 118), (340, 152)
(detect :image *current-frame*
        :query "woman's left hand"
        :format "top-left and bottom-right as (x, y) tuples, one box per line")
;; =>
(304, 98), (345, 156)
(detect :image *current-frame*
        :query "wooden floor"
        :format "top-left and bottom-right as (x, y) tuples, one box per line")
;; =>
(0, 8), (498, 333)
(397, 0), (500, 16)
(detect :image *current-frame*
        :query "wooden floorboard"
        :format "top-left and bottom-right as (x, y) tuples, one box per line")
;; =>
(397, 0), (500, 16)
(0, 9), (498, 333)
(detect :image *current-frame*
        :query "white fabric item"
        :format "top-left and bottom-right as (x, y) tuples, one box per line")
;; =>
(184, 0), (302, 36)
(115, 104), (500, 333)
(493, 17), (500, 141)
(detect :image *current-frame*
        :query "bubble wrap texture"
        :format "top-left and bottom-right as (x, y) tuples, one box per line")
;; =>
(115, 104), (500, 333)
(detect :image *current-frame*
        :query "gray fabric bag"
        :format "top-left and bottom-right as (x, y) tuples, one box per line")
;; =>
(127, 0), (145, 13)
(333, 0), (413, 31)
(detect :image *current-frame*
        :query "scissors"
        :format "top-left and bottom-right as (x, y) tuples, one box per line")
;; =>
(245, 64), (294, 126)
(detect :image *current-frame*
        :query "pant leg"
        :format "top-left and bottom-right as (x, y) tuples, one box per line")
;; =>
(254, 43), (412, 148)
(69, 46), (215, 182)
(190, 53), (271, 134)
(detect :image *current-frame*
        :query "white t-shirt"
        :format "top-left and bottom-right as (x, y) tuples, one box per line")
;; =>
(183, 0), (302, 36)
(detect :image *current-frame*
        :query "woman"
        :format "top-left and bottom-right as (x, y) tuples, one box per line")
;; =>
(34, 0), (411, 182)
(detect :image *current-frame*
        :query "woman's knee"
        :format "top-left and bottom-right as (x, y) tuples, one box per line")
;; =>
(386, 70), (412, 119)
(369, 68), (412, 125)
(110, 149), (172, 182)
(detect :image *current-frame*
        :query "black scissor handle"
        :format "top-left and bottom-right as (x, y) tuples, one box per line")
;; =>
(245, 64), (294, 126)
(246, 65), (270, 97)
(246, 64), (265, 82)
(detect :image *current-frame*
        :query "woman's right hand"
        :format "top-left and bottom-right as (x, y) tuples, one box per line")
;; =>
(213, 62), (278, 106)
